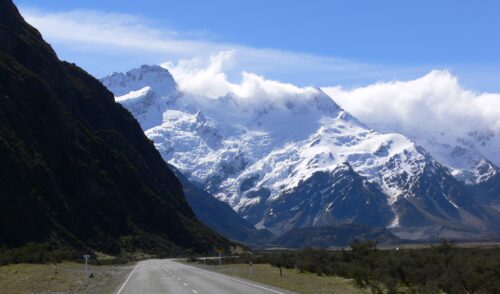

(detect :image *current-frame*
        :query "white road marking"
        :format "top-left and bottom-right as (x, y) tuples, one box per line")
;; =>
(177, 262), (285, 294)
(116, 263), (139, 294)
(207, 272), (284, 294)
(192, 290), (198, 294)
(177, 278), (181, 281)
(184, 282), (188, 287)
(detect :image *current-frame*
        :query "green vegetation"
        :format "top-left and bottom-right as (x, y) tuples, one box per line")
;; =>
(0, 243), (76, 265)
(192, 241), (500, 293)
(191, 262), (368, 294)
(0, 262), (132, 294)
(0, 0), (231, 262)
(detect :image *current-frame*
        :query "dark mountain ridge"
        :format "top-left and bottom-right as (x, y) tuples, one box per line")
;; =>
(272, 224), (402, 248)
(260, 163), (394, 234)
(469, 166), (500, 212)
(169, 165), (274, 246)
(389, 156), (500, 239)
(0, 0), (229, 261)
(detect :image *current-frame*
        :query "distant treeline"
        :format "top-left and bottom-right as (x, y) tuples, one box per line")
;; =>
(0, 243), (131, 266)
(194, 241), (500, 293)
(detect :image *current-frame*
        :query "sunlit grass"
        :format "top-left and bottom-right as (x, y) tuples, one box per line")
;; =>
(0, 262), (131, 294)
(196, 262), (368, 294)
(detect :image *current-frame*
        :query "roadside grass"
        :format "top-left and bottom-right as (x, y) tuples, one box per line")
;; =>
(0, 262), (132, 294)
(191, 262), (369, 294)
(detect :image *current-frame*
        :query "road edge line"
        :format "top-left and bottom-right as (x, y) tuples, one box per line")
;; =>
(177, 261), (285, 294)
(116, 263), (139, 294)
(207, 271), (285, 294)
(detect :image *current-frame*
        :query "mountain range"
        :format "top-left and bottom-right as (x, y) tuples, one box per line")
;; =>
(0, 0), (230, 262)
(2, 0), (497, 260)
(101, 65), (500, 242)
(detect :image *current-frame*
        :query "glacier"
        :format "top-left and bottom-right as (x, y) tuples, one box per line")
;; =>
(101, 65), (500, 237)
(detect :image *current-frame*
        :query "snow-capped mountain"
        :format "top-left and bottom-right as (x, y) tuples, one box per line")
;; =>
(101, 65), (179, 130)
(393, 129), (498, 185)
(101, 65), (500, 239)
(322, 72), (500, 186)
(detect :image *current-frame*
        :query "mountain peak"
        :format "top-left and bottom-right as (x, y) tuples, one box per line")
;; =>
(101, 64), (177, 97)
(195, 111), (207, 123)
(312, 88), (342, 114)
(102, 63), (500, 238)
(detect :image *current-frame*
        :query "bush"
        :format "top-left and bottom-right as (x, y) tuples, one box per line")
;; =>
(249, 240), (500, 293)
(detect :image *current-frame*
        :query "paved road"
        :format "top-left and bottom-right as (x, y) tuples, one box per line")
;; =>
(115, 259), (295, 294)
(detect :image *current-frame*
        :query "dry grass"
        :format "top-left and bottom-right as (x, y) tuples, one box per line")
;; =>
(193, 262), (369, 294)
(0, 262), (132, 294)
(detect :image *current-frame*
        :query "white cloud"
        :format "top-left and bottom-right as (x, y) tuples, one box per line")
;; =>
(163, 51), (317, 100)
(19, 7), (500, 164)
(167, 52), (500, 142)
(21, 8), (222, 55)
(19, 7), (432, 84)
(163, 51), (236, 98)
(322, 71), (500, 154)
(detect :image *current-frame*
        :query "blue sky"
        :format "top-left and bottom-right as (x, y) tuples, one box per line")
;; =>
(15, 0), (500, 91)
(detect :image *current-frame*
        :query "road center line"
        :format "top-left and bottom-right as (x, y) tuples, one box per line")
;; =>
(116, 263), (139, 294)
(177, 262), (284, 294)
(184, 282), (188, 287)
(192, 290), (198, 294)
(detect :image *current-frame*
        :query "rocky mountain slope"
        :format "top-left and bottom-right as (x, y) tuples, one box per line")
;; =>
(101, 64), (500, 240)
(323, 71), (500, 186)
(170, 165), (274, 245)
(0, 0), (229, 261)
(272, 224), (402, 248)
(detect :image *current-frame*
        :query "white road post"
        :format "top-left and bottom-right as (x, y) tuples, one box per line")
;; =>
(83, 254), (90, 275)
(217, 248), (223, 267)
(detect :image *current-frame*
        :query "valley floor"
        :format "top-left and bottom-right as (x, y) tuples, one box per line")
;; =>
(115, 259), (295, 294)
(0, 259), (363, 294)
(0, 262), (132, 294)
(188, 262), (368, 294)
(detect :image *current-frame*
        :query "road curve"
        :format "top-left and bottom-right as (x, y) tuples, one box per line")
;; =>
(115, 259), (296, 294)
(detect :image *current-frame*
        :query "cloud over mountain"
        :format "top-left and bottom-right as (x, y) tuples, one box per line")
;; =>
(323, 71), (500, 166)
(164, 52), (500, 157)
(323, 71), (500, 136)
(162, 50), (319, 101)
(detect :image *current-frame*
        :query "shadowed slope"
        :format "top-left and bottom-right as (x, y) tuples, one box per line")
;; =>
(0, 0), (229, 261)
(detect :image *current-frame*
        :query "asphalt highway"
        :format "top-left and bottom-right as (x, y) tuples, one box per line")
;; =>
(115, 259), (296, 294)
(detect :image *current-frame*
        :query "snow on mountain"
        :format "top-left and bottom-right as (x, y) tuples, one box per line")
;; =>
(258, 163), (395, 234)
(423, 139), (497, 184)
(323, 71), (500, 184)
(102, 64), (177, 97)
(218, 112), (425, 210)
(101, 65), (179, 130)
(101, 65), (500, 236)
